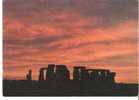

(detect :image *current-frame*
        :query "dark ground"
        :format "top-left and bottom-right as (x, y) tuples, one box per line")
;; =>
(3, 80), (138, 96)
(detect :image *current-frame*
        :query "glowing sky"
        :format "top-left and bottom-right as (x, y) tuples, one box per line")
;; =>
(3, 0), (138, 83)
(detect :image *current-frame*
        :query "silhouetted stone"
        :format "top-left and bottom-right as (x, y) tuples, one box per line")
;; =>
(46, 64), (55, 80)
(39, 68), (47, 80)
(3, 64), (138, 96)
(39, 64), (70, 81)
(86, 69), (116, 84)
(73, 66), (88, 80)
(26, 69), (32, 80)
(55, 65), (70, 80)
(108, 72), (116, 84)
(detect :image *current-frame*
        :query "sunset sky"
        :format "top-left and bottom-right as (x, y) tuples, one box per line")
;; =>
(3, 0), (138, 83)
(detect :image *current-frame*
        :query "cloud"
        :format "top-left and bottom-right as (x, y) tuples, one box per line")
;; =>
(4, 0), (137, 27)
